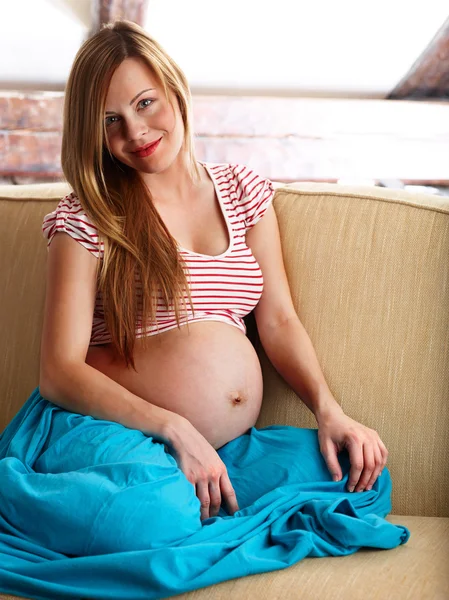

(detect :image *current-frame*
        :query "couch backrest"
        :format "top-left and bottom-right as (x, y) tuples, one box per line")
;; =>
(255, 183), (449, 518)
(1, 183), (70, 433)
(1, 182), (448, 518)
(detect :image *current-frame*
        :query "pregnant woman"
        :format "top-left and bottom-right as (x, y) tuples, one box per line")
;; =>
(0, 19), (408, 600)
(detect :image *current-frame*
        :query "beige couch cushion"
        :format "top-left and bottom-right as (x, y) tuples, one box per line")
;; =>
(255, 185), (449, 518)
(175, 515), (449, 600)
(0, 187), (70, 436)
(1, 516), (448, 600)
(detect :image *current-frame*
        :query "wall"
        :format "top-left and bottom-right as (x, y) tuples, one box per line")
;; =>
(0, 0), (448, 97)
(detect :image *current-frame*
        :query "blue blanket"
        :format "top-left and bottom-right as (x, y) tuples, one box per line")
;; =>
(0, 387), (409, 600)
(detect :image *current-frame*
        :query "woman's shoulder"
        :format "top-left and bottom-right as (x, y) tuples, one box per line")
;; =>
(42, 191), (103, 259)
(202, 161), (269, 186)
(43, 190), (91, 219)
(202, 161), (274, 231)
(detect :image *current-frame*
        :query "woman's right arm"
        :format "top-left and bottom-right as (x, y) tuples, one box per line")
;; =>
(39, 231), (240, 520)
(39, 231), (178, 441)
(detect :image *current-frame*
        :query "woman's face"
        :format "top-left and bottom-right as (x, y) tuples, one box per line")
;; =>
(104, 57), (185, 175)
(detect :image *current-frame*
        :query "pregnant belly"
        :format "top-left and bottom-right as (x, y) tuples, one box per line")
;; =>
(85, 321), (264, 449)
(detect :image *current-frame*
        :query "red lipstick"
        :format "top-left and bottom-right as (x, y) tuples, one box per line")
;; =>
(133, 138), (162, 158)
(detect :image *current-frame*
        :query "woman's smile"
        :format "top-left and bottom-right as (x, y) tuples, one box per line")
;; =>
(132, 137), (163, 158)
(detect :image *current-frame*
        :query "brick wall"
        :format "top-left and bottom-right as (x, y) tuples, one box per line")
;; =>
(1, 91), (449, 184)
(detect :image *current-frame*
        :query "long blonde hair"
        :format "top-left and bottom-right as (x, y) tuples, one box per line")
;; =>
(61, 20), (201, 370)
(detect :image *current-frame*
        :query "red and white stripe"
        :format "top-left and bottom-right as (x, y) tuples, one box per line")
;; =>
(42, 162), (274, 344)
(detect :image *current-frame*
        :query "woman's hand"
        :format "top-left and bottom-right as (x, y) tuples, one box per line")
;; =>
(164, 414), (240, 521)
(316, 407), (388, 492)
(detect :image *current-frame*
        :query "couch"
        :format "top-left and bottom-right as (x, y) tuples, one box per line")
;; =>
(0, 179), (448, 600)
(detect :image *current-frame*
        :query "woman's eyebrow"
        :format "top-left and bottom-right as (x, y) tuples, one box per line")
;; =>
(105, 88), (155, 114)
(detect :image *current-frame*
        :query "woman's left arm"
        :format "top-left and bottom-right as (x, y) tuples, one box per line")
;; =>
(246, 204), (388, 492)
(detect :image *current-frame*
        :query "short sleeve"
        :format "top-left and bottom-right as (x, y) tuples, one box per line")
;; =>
(42, 193), (104, 259)
(231, 164), (275, 231)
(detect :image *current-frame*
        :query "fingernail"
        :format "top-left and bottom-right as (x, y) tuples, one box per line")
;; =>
(333, 475), (340, 482)
(366, 486), (372, 491)
(348, 486), (354, 492)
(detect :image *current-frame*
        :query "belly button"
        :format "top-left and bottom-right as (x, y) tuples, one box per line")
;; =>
(232, 395), (245, 406)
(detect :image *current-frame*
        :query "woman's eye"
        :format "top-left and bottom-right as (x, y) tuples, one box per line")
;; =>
(138, 98), (153, 109)
(105, 116), (119, 127)
(104, 99), (153, 128)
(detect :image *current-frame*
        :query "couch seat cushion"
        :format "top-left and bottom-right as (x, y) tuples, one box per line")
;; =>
(1, 516), (447, 600)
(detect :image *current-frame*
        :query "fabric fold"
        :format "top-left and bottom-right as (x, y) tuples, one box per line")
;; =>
(0, 387), (410, 600)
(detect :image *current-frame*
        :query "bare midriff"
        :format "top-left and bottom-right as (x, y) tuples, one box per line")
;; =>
(85, 321), (264, 450)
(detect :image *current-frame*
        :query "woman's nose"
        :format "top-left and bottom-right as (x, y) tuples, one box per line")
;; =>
(125, 116), (148, 142)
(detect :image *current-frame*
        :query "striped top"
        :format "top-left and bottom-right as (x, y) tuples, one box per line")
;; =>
(42, 162), (275, 345)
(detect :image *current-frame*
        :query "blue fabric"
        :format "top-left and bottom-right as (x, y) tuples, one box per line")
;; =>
(0, 387), (409, 600)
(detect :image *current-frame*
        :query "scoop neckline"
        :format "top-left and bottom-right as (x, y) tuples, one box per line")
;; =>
(175, 161), (234, 259)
